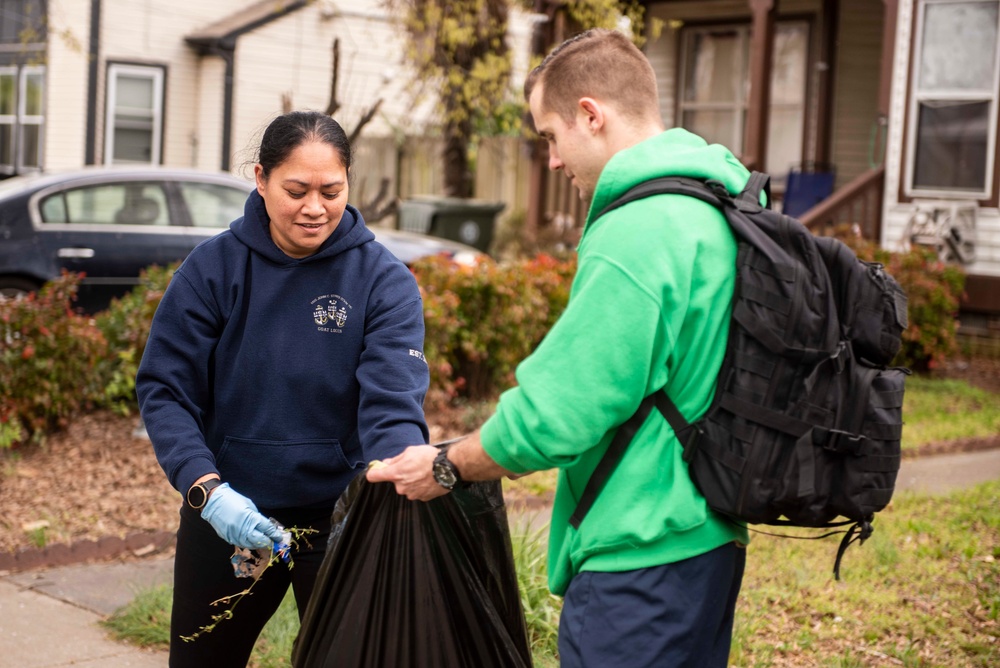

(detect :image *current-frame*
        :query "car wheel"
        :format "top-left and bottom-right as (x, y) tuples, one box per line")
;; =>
(0, 277), (41, 301)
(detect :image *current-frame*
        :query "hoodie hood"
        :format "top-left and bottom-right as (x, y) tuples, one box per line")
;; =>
(586, 128), (751, 228)
(229, 189), (375, 265)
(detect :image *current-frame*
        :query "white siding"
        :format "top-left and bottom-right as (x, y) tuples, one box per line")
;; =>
(192, 56), (227, 173)
(99, 1), (249, 169)
(45, 0), (92, 169)
(231, 0), (436, 166)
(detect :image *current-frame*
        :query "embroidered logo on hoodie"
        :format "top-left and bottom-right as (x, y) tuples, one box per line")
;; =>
(311, 294), (351, 333)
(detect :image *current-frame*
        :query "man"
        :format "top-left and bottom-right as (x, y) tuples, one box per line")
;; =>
(368, 28), (750, 667)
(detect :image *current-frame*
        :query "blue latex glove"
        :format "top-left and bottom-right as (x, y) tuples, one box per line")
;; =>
(200, 483), (284, 549)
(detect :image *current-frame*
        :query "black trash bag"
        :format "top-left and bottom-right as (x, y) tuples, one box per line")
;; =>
(292, 471), (533, 668)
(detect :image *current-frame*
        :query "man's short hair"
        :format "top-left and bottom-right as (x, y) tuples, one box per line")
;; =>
(524, 28), (659, 127)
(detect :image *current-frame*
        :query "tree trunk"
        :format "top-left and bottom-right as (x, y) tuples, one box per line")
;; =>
(442, 117), (473, 198)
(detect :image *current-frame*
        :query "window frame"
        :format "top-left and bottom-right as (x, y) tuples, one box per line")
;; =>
(677, 25), (750, 157)
(103, 63), (165, 166)
(0, 65), (16, 174)
(904, 0), (1000, 200)
(676, 20), (810, 184)
(0, 64), (45, 175)
(18, 65), (45, 172)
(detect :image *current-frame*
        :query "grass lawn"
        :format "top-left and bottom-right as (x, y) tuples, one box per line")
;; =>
(101, 479), (1000, 667)
(899, 375), (1000, 450)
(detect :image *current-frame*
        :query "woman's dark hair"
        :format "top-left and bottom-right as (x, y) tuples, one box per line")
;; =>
(256, 111), (352, 179)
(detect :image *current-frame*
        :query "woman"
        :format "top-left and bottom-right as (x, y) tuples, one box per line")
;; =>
(136, 110), (429, 667)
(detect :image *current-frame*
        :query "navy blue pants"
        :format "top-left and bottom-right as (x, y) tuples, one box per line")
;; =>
(558, 541), (746, 668)
(168, 504), (333, 668)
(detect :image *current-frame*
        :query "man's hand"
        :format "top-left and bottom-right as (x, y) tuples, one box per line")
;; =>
(366, 445), (449, 501)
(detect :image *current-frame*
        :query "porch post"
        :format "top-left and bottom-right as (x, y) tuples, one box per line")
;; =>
(743, 0), (776, 172)
(525, 0), (558, 247)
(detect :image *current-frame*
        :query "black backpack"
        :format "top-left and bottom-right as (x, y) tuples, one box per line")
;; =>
(570, 173), (909, 579)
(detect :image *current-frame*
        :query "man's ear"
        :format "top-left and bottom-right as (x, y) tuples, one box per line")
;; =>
(578, 97), (605, 134)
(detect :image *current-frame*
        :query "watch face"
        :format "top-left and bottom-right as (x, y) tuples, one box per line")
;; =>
(187, 485), (207, 509)
(188, 479), (221, 509)
(433, 459), (458, 489)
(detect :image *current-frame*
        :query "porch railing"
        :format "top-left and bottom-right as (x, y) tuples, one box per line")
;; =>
(799, 166), (885, 240)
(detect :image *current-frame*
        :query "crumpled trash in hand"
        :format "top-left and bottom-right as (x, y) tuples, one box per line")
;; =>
(230, 518), (292, 580)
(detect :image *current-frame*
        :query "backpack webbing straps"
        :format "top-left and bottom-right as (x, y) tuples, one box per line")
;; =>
(833, 519), (873, 581)
(569, 394), (656, 529)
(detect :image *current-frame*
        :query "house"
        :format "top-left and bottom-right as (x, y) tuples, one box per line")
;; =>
(526, 0), (999, 338)
(882, 0), (1000, 344)
(20, 0), (442, 181)
(7, 0), (997, 335)
(10, 1), (530, 186)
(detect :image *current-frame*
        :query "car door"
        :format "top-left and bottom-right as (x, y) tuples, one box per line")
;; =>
(173, 178), (253, 245)
(34, 180), (194, 310)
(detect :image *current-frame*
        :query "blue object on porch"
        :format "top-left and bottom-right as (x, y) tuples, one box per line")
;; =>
(782, 165), (835, 218)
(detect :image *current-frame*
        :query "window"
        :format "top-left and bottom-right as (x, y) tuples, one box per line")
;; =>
(678, 22), (809, 185)
(178, 182), (248, 228)
(40, 183), (169, 226)
(104, 64), (164, 165)
(906, 0), (1000, 198)
(0, 0), (46, 45)
(0, 65), (45, 174)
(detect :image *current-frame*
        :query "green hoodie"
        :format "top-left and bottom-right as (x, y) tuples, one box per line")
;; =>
(480, 128), (751, 595)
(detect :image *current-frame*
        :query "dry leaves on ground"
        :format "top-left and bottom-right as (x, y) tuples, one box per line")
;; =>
(0, 409), (475, 554)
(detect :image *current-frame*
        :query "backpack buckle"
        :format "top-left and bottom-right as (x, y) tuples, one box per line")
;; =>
(823, 429), (867, 456)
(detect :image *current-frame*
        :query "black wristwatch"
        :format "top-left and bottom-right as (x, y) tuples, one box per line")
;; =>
(432, 446), (462, 490)
(187, 478), (223, 510)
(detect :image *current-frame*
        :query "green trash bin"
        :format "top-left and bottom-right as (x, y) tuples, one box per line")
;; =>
(397, 196), (504, 253)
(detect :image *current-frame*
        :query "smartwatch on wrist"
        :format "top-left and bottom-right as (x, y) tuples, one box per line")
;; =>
(432, 446), (462, 490)
(187, 478), (223, 510)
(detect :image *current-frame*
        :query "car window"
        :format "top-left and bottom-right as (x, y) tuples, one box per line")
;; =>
(40, 183), (169, 226)
(177, 182), (249, 228)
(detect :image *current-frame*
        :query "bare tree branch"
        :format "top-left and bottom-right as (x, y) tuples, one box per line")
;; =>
(348, 98), (384, 145)
(325, 38), (341, 117)
(357, 177), (398, 224)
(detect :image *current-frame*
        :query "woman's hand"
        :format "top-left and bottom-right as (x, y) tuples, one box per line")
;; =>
(366, 445), (449, 501)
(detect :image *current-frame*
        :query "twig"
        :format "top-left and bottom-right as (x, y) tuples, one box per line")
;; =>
(180, 526), (317, 642)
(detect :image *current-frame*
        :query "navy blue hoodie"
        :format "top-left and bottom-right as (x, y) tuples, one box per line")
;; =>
(136, 190), (429, 510)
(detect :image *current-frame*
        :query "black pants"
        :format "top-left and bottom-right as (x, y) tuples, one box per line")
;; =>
(169, 503), (333, 668)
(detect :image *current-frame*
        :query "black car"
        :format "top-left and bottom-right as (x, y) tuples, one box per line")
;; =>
(0, 167), (482, 313)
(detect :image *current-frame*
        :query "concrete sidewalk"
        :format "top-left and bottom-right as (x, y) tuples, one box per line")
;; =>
(0, 556), (172, 667)
(1, 449), (998, 667)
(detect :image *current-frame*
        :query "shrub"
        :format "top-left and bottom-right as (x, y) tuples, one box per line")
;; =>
(413, 253), (576, 406)
(0, 273), (112, 448)
(94, 264), (177, 413)
(840, 233), (965, 371)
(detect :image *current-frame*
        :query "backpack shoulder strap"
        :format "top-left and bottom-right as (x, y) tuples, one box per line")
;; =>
(738, 171), (772, 211)
(571, 173), (768, 530)
(595, 176), (726, 220)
